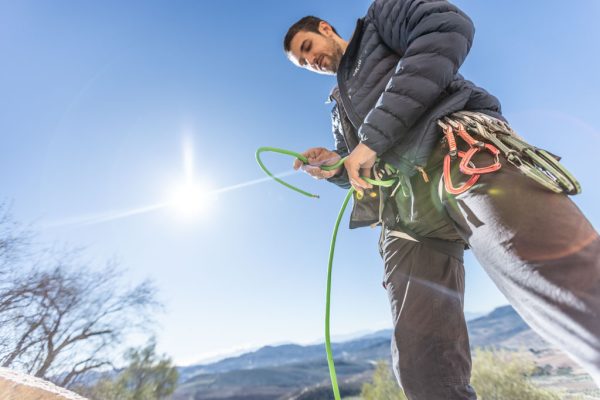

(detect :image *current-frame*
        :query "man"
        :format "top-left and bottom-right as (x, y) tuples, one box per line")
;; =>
(283, 1), (600, 399)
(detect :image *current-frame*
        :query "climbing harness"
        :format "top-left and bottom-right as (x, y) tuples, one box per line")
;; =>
(255, 116), (580, 399)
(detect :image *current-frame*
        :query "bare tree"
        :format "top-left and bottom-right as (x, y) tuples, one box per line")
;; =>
(0, 205), (161, 388)
(0, 203), (36, 361)
(0, 202), (30, 272)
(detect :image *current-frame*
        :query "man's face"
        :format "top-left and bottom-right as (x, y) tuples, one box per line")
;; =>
(287, 22), (344, 75)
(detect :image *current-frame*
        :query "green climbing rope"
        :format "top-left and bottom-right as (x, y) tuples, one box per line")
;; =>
(256, 146), (396, 400)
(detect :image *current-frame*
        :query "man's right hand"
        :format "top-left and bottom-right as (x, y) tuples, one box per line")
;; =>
(293, 147), (342, 180)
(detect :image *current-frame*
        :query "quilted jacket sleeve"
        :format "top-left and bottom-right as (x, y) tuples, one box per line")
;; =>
(359, 0), (475, 155)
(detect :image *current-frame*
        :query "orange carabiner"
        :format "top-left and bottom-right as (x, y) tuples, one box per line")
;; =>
(441, 122), (503, 195)
(459, 144), (502, 175)
(443, 153), (480, 195)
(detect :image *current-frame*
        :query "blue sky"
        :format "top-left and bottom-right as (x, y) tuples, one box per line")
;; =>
(1, 0), (599, 365)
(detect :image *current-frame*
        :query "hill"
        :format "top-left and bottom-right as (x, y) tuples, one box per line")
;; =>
(173, 306), (598, 400)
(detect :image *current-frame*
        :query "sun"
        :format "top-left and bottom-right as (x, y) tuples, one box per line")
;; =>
(164, 134), (219, 219)
(168, 180), (217, 218)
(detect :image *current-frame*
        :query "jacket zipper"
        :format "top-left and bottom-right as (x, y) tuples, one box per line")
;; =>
(336, 19), (365, 132)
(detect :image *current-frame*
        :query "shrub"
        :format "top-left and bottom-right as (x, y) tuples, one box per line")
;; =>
(361, 350), (565, 400)
(361, 361), (407, 400)
(471, 349), (560, 400)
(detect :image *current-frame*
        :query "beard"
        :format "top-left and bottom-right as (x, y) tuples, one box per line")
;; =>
(325, 37), (344, 74)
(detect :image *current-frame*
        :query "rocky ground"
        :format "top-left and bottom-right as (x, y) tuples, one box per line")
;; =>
(0, 368), (87, 400)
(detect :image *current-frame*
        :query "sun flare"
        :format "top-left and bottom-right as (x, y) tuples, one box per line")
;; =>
(168, 180), (217, 218)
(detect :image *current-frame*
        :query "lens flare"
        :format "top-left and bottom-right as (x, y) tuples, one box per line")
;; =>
(43, 134), (298, 229)
(167, 180), (217, 218)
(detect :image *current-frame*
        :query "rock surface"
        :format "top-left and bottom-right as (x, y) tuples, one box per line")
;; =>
(0, 368), (87, 400)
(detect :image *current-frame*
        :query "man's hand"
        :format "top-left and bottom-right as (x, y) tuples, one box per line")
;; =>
(344, 143), (377, 195)
(293, 147), (342, 179)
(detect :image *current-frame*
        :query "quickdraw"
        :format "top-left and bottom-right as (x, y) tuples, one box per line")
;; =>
(439, 112), (582, 196)
(441, 122), (502, 195)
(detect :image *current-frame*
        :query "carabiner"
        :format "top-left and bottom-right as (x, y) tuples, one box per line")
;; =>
(459, 143), (502, 175)
(443, 153), (480, 195)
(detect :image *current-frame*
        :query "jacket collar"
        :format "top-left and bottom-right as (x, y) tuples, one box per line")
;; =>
(338, 18), (365, 83)
(326, 19), (365, 104)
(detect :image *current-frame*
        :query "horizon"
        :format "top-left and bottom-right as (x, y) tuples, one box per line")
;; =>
(182, 308), (493, 367)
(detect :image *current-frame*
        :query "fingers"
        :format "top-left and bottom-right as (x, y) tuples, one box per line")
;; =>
(360, 167), (372, 180)
(293, 158), (303, 170)
(345, 161), (373, 195)
(293, 147), (324, 170)
(349, 174), (371, 194)
(343, 143), (377, 194)
(293, 148), (340, 179)
(302, 165), (337, 179)
(312, 151), (340, 167)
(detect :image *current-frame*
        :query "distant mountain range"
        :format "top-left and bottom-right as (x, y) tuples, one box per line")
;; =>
(172, 305), (554, 400)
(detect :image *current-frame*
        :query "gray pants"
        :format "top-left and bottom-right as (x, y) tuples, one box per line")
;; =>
(379, 153), (600, 399)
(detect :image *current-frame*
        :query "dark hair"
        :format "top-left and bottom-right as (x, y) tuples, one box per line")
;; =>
(283, 16), (339, 53)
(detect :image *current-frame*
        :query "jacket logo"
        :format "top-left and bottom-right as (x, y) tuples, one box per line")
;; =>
(352, 59), (362, 77)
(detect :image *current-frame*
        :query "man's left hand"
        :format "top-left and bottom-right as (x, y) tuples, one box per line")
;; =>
(344, 143), (377, 195)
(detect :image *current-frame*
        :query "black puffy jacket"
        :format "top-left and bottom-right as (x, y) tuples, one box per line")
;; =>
(328, 0), (503, 185)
